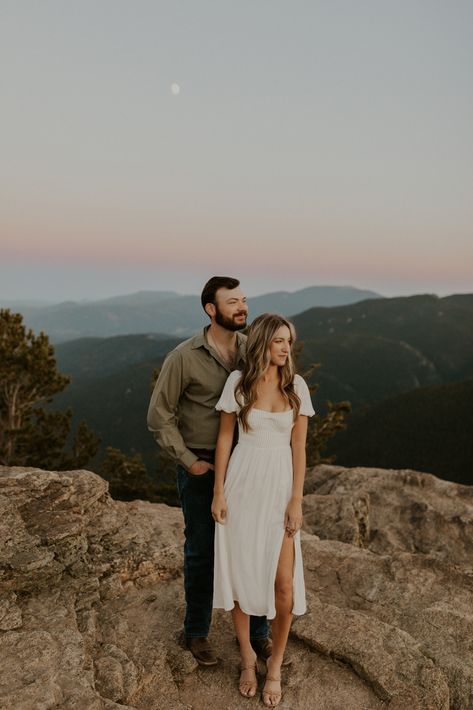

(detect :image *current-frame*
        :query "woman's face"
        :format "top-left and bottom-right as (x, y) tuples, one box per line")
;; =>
(269, 325), (292, 367)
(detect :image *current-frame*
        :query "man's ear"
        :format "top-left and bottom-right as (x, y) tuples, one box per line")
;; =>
(204, 302), (216, 319)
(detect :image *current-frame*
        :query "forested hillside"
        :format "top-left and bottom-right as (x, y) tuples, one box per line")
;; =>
(51, 293), (473, 485)
(325, 379), (473, 485)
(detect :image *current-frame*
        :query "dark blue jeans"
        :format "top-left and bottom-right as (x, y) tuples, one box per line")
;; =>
(176, 464), (269, 640)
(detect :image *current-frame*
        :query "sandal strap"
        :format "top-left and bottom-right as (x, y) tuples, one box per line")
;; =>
(240, 663), (256, 671)
(265, 675), (281, 681)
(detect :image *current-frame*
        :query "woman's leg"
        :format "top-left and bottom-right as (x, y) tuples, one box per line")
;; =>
(232, 602), (258, 697)
(263, 533), (294, 707)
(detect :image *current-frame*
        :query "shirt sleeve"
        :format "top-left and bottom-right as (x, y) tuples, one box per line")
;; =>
(294, 374), (316, 417)
(215, 371), (241, 413)
(147, 349), (198, 470)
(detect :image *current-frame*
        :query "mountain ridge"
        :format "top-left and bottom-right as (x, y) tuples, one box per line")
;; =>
(2, 285), (383, 342)
(51, 293), (473, 483)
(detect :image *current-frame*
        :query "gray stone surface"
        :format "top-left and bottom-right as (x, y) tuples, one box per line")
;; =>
(1, 464), (472, 709)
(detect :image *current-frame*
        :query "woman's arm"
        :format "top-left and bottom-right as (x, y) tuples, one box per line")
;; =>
(211, 411), (236, 524)
(286, 414), (309, 535)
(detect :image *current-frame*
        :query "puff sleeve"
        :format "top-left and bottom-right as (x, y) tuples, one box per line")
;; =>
(215, 370), (241, 413)
(294, 374), (315, 416)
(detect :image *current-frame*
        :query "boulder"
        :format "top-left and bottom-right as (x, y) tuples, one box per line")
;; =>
(1, 464), (472, 709)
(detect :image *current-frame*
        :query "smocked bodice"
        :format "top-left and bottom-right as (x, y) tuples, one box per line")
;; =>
(237, 408), (294, 449)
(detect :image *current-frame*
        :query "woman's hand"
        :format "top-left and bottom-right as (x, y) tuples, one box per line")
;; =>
(284, 496), (302, 537)
(211, 492), (228, 524)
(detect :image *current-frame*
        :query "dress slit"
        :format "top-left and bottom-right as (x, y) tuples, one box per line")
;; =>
(271, 529), (297, 618)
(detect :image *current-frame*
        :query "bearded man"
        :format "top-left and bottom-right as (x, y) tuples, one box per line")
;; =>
(147, 276), (271, 666)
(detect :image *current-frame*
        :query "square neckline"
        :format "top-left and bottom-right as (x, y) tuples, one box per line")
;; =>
(252, 407), (293, 414)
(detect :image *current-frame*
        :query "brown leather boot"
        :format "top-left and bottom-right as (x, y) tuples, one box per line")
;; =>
(250, 638), (292, 667)
(251, 637), (273, 661)
(185, 636), (218, 666)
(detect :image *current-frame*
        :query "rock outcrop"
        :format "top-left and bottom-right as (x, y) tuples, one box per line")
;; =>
(1, 464), (472, 709)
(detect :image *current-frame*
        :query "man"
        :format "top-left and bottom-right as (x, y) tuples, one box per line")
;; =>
(147, 276), (271, 666)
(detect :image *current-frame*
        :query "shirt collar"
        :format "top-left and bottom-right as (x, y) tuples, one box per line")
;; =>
(190, 328), (207, 350)
(192, 326), (246, 361)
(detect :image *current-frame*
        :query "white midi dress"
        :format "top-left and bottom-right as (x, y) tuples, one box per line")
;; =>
(213, 371), (315, 619)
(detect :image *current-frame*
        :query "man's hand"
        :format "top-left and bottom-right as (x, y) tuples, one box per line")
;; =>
(188, 460), (215, 476)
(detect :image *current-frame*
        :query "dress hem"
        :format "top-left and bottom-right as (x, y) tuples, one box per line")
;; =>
(212, 601), (307, 620)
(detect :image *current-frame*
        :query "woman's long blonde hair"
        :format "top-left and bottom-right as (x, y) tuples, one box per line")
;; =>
(235, 313), (301, 431)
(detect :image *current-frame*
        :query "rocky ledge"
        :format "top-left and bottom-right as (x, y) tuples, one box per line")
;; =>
(1, 464), (472, 710)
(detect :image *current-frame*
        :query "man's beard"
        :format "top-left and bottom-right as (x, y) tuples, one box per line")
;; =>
(215, 306), (247, 332)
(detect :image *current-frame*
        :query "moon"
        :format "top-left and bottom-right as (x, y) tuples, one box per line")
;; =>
(171, 83), (180, 96)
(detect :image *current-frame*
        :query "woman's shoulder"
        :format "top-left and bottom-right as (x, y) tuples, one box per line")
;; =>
(216, 370), (242, 412)
(293, 373), (312, 397)
(293, 373), (315, 415)
(222, 369), (242, 392)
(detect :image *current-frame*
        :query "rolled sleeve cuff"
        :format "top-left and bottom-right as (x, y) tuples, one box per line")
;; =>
(179, 449), (199, 470)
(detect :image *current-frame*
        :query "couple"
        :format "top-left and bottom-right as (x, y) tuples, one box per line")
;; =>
(147, 276), (314, 707)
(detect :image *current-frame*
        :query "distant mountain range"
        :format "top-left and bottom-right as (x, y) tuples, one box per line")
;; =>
(51, 292), (473, 485)
(293, 293), (473, 408)
(3, 285), (382, 342)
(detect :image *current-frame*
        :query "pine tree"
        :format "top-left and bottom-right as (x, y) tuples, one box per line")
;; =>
(0, 309), (99, 468)
(295, 348), (351, 466)
(306, 398), (352, 466)
(98, 446), (152, 500)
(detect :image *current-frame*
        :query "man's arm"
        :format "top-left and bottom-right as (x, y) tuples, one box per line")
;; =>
(147, 350), (198, 470)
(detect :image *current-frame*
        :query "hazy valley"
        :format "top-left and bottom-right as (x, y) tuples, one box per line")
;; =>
(37, 290), (473, 488)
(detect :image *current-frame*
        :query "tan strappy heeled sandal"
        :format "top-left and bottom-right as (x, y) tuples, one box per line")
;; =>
(261, 673), (282, 707)
(239, 662), (258, 698)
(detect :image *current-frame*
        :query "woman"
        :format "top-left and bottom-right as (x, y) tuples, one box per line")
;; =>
(211, 313), (315, 707)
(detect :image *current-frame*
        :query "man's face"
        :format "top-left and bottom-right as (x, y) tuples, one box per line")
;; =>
(213, 287), (248, 331)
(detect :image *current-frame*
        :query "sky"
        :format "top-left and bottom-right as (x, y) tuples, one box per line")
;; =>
(1, 0), (472, 302)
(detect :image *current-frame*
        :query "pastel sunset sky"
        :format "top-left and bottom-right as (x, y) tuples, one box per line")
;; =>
(1, 1), (472, 301)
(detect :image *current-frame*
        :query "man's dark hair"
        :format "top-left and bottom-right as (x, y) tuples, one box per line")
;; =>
(201, 276), (240, 311)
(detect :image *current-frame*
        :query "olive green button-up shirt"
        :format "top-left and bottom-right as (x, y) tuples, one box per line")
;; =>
(147, 326), (246, 469)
